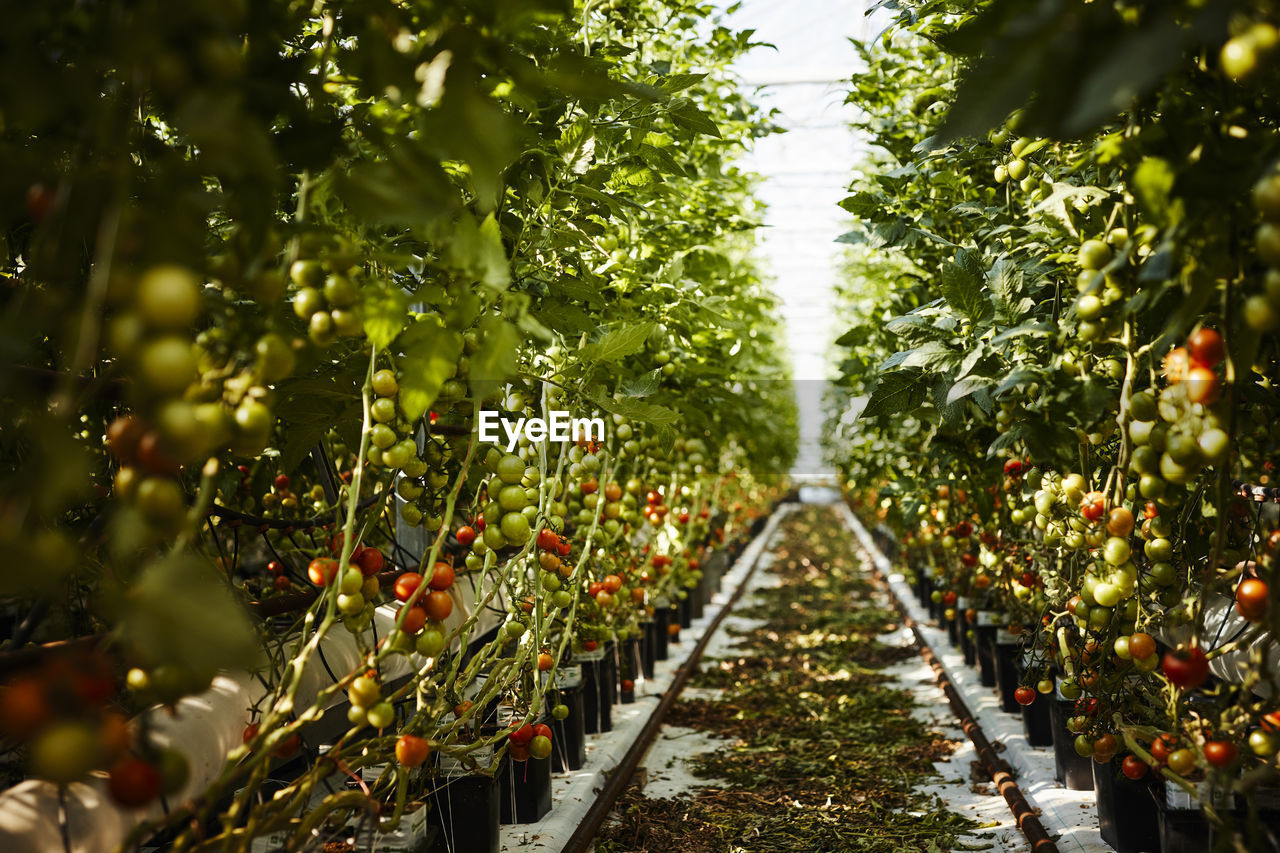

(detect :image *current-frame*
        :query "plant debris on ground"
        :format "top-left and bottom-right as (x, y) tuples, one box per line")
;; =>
(594, 505), (987, 852)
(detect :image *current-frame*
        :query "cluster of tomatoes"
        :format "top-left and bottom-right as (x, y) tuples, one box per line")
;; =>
(507, 721), (553, 762)
(640, 489), (669, 527)
(390, 560), (455, 658)
(0, 649), (189, 809)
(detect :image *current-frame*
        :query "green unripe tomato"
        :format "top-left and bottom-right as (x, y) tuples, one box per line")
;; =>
(372, 369), (399, 397)
(293, 286), (324, 319)
(1078, 240), (1112, 270)
(500, 512), (530, 545)
(365, 701), (395, 730)
(416, 627), (446, 657)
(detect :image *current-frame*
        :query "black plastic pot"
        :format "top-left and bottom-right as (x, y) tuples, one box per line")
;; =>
(640, 620), (657, 679)
(946, 607), (960, 646)
(429, 762), (500, 853)
(653, 606), (671, 661)
(579, 654), (612, 735)
(603, 640), (619, 706)
(678, 596), (692, 629)
(691, 577), (706, 620)
(975, 625), (997, 688)
(1093, 758), (1161, 853)
(498, 753), (552, 824)
(1048, 699), (1094, 790)
(667, 605), (681, 644)
(918, 575), (933, 609)
(619, 637), (641, 704)
(550, 684), (586, 772)
(993, 641), (1021, 713)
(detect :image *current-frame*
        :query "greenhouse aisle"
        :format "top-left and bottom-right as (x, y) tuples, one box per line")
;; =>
(716, 0), (879, 482)
(592, 504), (1029, 852)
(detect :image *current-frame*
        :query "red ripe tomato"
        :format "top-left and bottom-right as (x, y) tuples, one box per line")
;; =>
(536, 528), (559, 551)
(356, 547), (384, 576)
(1236, 578), (1269, 623)
(397, 605), (427, 635)
(1185, 365), (1220, 405)
(583, 640), (598, 652)
(1128, 632), (1156, 661)
(954, 521), (973, 537)
(509, 742), (531, 762)
(1187, 327), (1224, 367)
(1080, 492), (1106, 522)
(1204, 740), (1237, 768)
(678, 512), (690, 524)
(1003, 459), (1023, 477)
(267, 560), (283, 574)
(1020, 571), (1038, 588)
(273, 732), (301, 759)
(423, 590), (453, 622)
(532, 723), (552, 741)
(537, 652), (554, 671)
(0, 678), (51, 737)
(581, 479), (598, 495)
(556, 539), (572, 557)
(455, 525), (477, 547)
(1014, 687), (1036, 706)
(621, 679), (635, 692)
(475, 514), (486, 532)
(1162, 647), (1209, 690)
(308, 558), (339, 586)
(428, 562), (455, 591)
(108, 757), (162, 808)
(959, 552), (977, 567)
(942, 591), (958, 607)
(602, 574), (623, 594)
(1121, 755), (1149, 780)
(1143, 501), (1159, 520)
(698, 509), (710, 519)
(394, 572), (424, 603)
(273, 575), (292, 591)
(645, 490), (661, 505)
(509, 724), (534, 746)
(1150, 733), (1177, 764)
(243, 722), (260, 745)
(588, 582), (604, 597)
(395, 734), (431, 767)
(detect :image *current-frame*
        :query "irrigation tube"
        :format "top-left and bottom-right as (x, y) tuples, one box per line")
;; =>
(838, 504), (1061, 853)
(557, 505), (791, 853)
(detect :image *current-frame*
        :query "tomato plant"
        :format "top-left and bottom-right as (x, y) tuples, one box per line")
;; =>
(828, 0), (1280, 841)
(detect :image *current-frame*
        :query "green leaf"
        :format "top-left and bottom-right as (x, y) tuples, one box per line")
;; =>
(556, 118), (596, 175)
(938, 250), (989, 322)
(946, 376), (992, 406)
(659, 73), (708, 93)
(1132, 157), (1183, 227)
(588, 393), (679, 427)
(620, 370), (662, 397)
(398, 319), (464, 422)
(468, 315), (521, 402)
(580, 322), (657, 362)
(668, 98), (722, 138)
(861, 369), (930, 418)
(445, 213), (511, 291)
(118, 555), (259, 684)
(362, 287), (410, 350)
